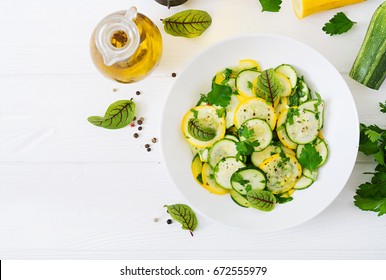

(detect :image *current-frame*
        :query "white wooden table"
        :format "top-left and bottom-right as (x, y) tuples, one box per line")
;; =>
(1, 0), (385, 260)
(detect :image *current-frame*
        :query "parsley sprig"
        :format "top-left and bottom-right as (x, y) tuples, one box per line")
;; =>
(235, 126), (260, 161)
(355, 102), (386, 216)
(322, 12), (356, 36)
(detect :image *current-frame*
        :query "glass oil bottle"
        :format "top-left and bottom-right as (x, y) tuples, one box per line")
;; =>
(90, 7), (163, 83)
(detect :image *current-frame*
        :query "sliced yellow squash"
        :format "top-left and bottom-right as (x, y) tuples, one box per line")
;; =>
(275, 72), (292, 97)
(234, 97), (276, 130)
(275, 97), (289, 117)
(191, 154), (204, 186)
(201, 162), (230, 195)
(238, 58), (261, 71)
(182, 105), (226, 149)
(259, 154), (302, 194)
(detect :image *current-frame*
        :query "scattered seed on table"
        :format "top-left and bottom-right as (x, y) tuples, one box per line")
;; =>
(171, 72), (177, 77)
(112, 88), (118, 92)
(147, 148), (151, 152)
(138, 126), (143, 131)
(153, 217), (159, 223)
(133, 116), (137, 121)
(136, 90), (141, 96)
(145, 144), (150, 148)
(130, 123), (135, 127)
(137, 120), (143, 125)
(151, 137), (157, 143)
(167, 219), (173, 224)
(133, 133), (139, 138)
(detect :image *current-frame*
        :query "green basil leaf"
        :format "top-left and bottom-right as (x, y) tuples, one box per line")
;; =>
(246, 189), (276, 211)
(88, 100), (135, 129)
(188, 118), (216, 141)
(162, 9), (212, 38)
(164, 204), (198, 236)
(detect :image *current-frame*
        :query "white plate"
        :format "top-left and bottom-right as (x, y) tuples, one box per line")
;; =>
(161, 34), (359, 232)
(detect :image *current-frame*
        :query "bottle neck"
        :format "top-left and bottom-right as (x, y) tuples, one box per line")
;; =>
(94, 8), (140, 66)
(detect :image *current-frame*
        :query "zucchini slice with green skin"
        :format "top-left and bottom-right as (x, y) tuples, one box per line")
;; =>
(285, 109), (319, 144)
(259, 153), (302, 194)
(293, 175), (314, 190)
(230, 189), (250, 208)
(303, 168), (318, 180)
(296, 137), (329, 168)
(239, 118), (273, 152)
(231, 168), (266, 195)
(251, 144), (281, 167)
(349, 1), (386, 90)
(275, 64), (298, 90)
(201, 163), (229, 195)
(214, 157), (246, 189)
(234, 97), (276, 130)
(297, 79), (311, 104)
(298, 99), (325, 130)
(277, 109), (298, 149)
(236, 69), (261, 98)
(208, 138), (238, 168)
(225, 93), (241, 128)
(191, 154), (204, 186)
(224, 134), (239, 142)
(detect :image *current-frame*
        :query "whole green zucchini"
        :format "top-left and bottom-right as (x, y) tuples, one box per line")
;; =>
(349, 1), (386, 90)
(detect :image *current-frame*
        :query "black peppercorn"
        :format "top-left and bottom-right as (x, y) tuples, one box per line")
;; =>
(167, 219), (173, 224)
(133, 133), (139, 138)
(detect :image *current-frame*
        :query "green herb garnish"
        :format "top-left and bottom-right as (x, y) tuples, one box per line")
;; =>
(164, 204), (198, 236)
(354, 102), (386, 216)
(207, 80), (233, 107)
(322, 12), (356, 36)
(88, 100), (135, 129)
(162, 10), (212, 38)
(297, 143), (323, 172)
(256, 68), (283, 106)
(246, 189), (276, 211)
(259, 0), (282, 12)
(187, 118), (216, 141)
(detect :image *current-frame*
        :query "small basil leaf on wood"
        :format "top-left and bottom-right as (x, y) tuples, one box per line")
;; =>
(88, 100), (135, 129)
(246, 189), (276, 211)
(161, 9), (212, 38)
(188, 118), (216, 141)
(164, 204), (198, 236)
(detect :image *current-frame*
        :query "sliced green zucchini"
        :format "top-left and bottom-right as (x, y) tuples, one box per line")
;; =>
(201, 163), (229, 195)
(259, 153), (302, 194)
(231, 168), (266, 195)
(285, 109), (319, 144)
(198, 147), (209, 162)
(224, 134), (239, 142)
(239, 118), (273, 151)
(293, 175), (314, 190)
(214, 157), (246, 189)
(303, 168), (318, 180)
(276, 109), (297, 149)
(235, 69), (261, 98)
(208, 138), (238, 168)
(275, 64), (298, 90)
(234, 97), (276, 130)
(298, 79), (311, 104)
(230, 189), (250, 208)
(191, 154), (204, 185)
(251, 144), (281, 167)
(298, 99), (325, 130)
(296, 137), (328, 168)
(225, 93), (240, 128)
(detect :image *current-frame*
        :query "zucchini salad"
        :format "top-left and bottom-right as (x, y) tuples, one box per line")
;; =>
(182, 59), (328, 212)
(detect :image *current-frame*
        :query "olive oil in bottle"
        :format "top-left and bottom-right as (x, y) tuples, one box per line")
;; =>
(90, 7), (163, 83)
